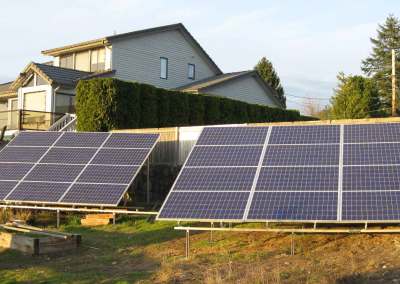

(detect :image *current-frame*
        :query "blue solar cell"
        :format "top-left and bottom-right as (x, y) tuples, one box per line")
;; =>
(256, 167), (338, 191)
(25, 164), (84, 182)
(0, 181), (17, 200)
(197, 127), (269, 145)
(158, 191), (249, 220)
(186, 146), (262, 167)
(343, 166), (400, 191)
(55, 132), (109, 148)
(174, 167), (257, 191)
(342, 191), (400, 220)
(344, 123), (400, 143)
(78, 165), (138, 184)
(344, 143), (400, 165)
(0, 147), (48, 163)
(91, 148), (149, 165)
(104, 133), (159, 148)
(60, 183), (127, 205)
(269, 125), (340, 144)
(263, 145), (339, 166)
(6, 182), (70, 202)
(248, 192), (337, 220)
(8, 131), (62, 146)
(0, 163), (33, 180)
(41, 148), (97, 164)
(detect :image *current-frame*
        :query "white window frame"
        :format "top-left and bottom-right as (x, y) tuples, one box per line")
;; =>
(188, 63), (195, 80)
(160, 57), (168, 79)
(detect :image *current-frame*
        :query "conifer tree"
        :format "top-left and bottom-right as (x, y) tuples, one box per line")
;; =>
(255, 57), (286, 108)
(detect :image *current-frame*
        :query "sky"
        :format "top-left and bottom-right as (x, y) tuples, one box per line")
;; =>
(1, 0), (399, 113)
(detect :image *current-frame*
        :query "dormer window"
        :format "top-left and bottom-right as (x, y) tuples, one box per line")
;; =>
(91, 48), (106, 72)
(60, 54), (74, 69)
(188, 63), (195, 80)
(160, 57), (168, 79)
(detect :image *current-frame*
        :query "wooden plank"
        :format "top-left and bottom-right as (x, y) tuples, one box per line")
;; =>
(84, 214), (113, 220)
(81, 218), (110, 226)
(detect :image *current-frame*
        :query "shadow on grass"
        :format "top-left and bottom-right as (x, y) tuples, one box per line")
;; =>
(337, 268), (400, 284)
(0, 217), (184, 283)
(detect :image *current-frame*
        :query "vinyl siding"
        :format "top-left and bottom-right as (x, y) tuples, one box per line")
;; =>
(202, 75), (279, 107)
(111, 30), (218, 89)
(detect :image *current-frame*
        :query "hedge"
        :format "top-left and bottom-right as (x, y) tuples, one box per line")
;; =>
(76, 78), (316, 131)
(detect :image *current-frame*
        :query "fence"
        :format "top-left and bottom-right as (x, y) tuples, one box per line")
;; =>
(113, 126), (205, 165)
(0, 110), (65, 131)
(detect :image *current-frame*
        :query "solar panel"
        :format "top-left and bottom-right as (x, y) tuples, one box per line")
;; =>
(263, 145), (339, 166)
(0, 163), (33, 180)
(158, 122), (400, 223)
(60, 183), (127, 205)
(196, 127), (269, 145)
(268, 125), (340, 144)
(344, 123), (400, 143)
(7, 182), (71, 203)
(247, 192), (338, 221)
(8, 131), (62, 146)
(0, 131), (159, 206)
(256, 167), (338, 191)
(174, 167), (256, 191)
(158, 191), (250, 220)
(186, 146), (262, 167)
(344, 143), (400, 165)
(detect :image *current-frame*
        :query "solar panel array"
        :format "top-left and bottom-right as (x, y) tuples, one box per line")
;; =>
(0, 131), (159, 206)
(158, 123), (400, 222)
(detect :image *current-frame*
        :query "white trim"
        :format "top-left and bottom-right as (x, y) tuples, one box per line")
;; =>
(337, 125), (344, 221)
(243, 126), (273, 220)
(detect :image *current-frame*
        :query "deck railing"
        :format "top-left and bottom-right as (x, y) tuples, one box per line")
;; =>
(0, 110), (65, 131)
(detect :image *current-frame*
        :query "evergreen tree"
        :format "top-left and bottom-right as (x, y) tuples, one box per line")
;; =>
(255, 57), (286, 108)
(330, 73), (382, 119)
(361, 15), (400, 112)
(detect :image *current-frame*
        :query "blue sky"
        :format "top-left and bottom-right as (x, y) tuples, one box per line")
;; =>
(1, 0), (399, 112)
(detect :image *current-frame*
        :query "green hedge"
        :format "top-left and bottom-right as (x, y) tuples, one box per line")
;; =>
(76, 78), (316, 131)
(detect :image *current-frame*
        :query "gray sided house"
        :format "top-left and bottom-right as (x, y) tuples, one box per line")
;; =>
(1, 23), (282, 132)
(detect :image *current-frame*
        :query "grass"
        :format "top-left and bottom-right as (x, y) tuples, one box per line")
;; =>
(1, 217), (400, 283)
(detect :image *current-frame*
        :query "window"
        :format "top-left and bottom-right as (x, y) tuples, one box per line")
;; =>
(55, 93), (75, 113)
(60, 54), (74, 69)
(23, 91), (46, 112)
(75, 51), (90, 71)
(160, 57), (168, 79)
(188, 63), (195, 80)
(91, 48), (106, 72)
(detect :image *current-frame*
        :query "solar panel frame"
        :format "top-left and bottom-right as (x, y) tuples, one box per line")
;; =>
(0, 131), (160, 207)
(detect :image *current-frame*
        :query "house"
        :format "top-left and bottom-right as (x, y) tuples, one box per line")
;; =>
(0, 23), (282, 133)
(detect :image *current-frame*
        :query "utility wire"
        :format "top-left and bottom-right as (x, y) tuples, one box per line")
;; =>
(285, 93), (331, 101)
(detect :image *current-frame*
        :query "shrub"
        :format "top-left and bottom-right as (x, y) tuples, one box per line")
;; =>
(76, 78), (313, 131)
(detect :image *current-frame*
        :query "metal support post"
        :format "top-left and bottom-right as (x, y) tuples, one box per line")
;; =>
(56, 210), (60, 228)
(185, 230), (190, 259)
(210, 222), (214, 243)
(291, 232), (295, 256)
(146, 159), (150, 204)
(113, 213), (116, 225)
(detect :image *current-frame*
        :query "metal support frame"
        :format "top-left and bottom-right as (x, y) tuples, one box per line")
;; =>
(0, 204), (158, 216)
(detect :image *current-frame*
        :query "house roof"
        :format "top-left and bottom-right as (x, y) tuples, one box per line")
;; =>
(41, 23), (222, 75)
(177, 70), (284, 108)
(0, 81), (17, 99)
(11, 62), (92, 89)
(0, 82), (13, 94)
